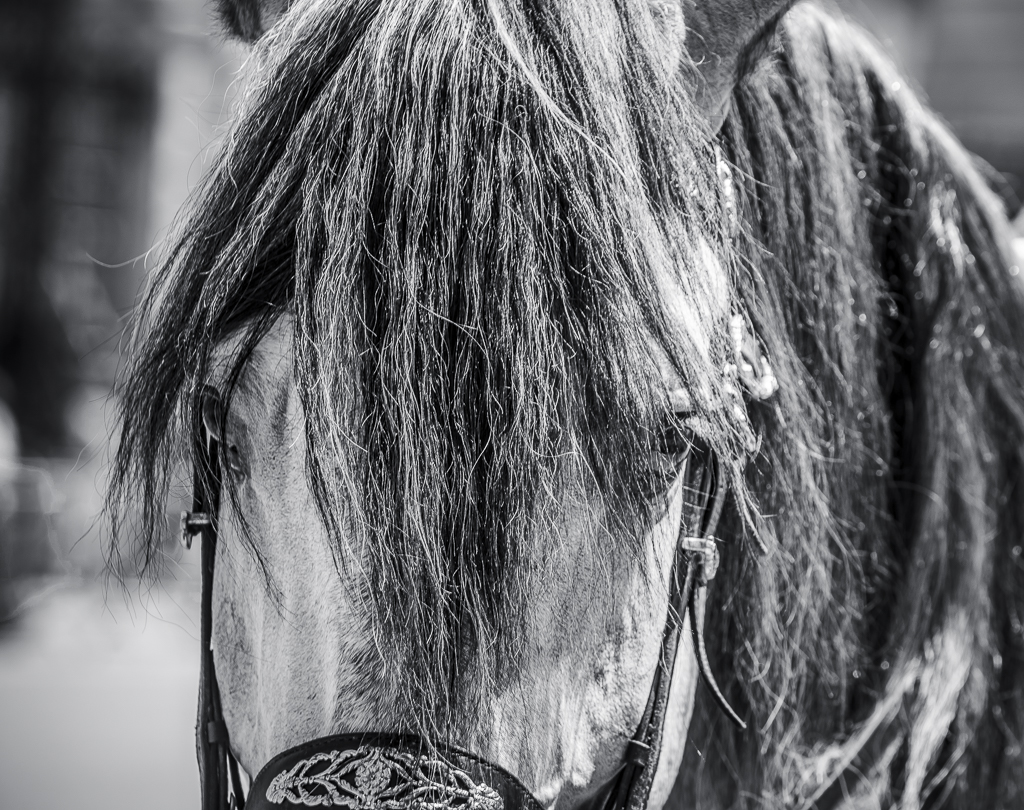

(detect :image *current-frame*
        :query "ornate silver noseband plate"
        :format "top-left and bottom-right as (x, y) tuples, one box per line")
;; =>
(266, 745), (504, 810)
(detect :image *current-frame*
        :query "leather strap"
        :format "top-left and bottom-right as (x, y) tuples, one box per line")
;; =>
(184, 409), (246, 810)
(244, 733), (546, 810)
(592, 446), (743, 810)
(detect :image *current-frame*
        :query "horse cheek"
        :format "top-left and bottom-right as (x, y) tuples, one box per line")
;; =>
(211, 513), (265, 774)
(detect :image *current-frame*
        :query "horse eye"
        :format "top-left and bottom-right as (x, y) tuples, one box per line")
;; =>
(645, 416), (693, 498)
(200, 387), (247, 479)
(655, 413), (696, 457)
(224, 443), (246, 478)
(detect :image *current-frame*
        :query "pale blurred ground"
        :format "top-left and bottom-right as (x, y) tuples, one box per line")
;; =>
(0, 0), (240, 807)
(0, 577), (202, 809)
(0, 1), (1020, 809)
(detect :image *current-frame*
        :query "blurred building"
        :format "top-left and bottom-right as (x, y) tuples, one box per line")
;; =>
(0, 0), (154, 457)
(840, 0), (1024, 206)
(0, 0), (240, 616)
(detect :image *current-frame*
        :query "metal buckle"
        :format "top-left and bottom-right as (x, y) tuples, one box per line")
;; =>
(180, 511), (212, 549)
(678, 536), (719, 583)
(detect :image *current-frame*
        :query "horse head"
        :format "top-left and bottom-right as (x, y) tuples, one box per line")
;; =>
(118, 1), (1024, 809)
(198, 303), (729, 809)
(153, 0), (787, 801)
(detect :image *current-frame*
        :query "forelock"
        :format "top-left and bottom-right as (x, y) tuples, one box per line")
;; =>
(110, 0), (748, 735)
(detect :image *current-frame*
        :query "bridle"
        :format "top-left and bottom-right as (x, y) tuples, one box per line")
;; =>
(180, 147), (771, 810)
(181, 414), (752, 810)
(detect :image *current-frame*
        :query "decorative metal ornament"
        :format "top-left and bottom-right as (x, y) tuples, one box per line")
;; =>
(727, 312), (778, 404)
(715, 148), (740, 239)
(265, 745), (505, 810)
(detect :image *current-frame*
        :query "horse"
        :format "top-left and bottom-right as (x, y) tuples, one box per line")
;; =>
(105, 0), (1024, 808)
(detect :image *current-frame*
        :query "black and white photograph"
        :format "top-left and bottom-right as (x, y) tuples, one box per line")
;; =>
(1, 1), (1023, 808)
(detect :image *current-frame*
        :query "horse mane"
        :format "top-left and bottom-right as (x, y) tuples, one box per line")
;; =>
(107, 0), (1024, 801)
(106, 0), (752, 736)
(679, 5), (1024, 808)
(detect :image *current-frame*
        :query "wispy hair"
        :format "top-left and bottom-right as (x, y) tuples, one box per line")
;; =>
(107, 0), (748, 735)
(678, 6), (1024, 809)
(108, 0), (1024, 804)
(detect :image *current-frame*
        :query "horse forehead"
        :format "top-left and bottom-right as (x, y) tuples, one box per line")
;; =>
(208, 232), (729, 416)
(250, 317), (294, 391)
(208, 242), (727, 418)
(209, 315), (294, 387)
(210, 316), (296, 433)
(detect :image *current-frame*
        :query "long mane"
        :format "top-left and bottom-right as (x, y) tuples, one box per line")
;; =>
(107, 0), (748, 735)
(681, 5), (1024, 808)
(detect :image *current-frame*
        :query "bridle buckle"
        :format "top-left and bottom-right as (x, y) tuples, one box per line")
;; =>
(180, 510), (212, 549)
(678, 536), (720, 583)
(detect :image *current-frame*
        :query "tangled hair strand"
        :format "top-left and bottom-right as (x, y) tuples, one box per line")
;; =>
(107, 0), (747, 737)
(678, 6), (1024, 809)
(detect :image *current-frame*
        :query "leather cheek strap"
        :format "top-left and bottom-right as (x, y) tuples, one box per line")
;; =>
(184, 425), (247, 810)
(592, 450), (744, 810)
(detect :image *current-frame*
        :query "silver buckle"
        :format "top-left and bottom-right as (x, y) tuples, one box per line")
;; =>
(678, 536), (719, 583)
(180, 511), (212, 549)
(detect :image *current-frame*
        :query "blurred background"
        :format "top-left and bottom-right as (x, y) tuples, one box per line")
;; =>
(0, 1), (1020, 808)
(0, 1), (242, 807)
